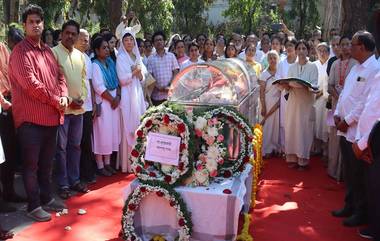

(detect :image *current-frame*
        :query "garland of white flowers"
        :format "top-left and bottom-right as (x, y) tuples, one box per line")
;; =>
(130, 111), (193, 185)
(122, 181), (192, 241)
(203, 107), (254, 178)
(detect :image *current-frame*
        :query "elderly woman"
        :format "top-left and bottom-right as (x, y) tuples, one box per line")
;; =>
(116, 30), (147, 172)
(92, 36), (121, 176)
(279, 40), (318, 170)
(259, 50), (281, 157)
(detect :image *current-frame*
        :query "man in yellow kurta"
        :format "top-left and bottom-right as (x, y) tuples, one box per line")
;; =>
(52, 20), (88, 199)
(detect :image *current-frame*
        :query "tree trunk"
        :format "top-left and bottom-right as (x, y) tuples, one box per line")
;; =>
(108, 0), (123, 33)
(341, 0), (371, 36)
(322, 0), (343, 38)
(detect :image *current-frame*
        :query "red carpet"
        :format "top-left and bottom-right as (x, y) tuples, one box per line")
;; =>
(251, 157), (365, 241)
(13, 157), (364, 241)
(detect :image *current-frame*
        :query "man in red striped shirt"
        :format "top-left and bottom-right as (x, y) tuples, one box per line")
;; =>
(8, 4), (68, 222)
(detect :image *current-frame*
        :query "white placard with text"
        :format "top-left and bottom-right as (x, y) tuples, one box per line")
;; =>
(145, 132), (181, 166)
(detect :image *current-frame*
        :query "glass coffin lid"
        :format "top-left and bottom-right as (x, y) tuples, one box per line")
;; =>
(168, 58), (258, 106)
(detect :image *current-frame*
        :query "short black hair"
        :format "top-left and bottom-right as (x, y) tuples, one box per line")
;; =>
(62, 20), (80, 34)
(174, 39), (185, 49)
(91, 36), (107, 60)
(295, 39), (310, 51)
(188, 42), (199, 52)
(136, 37), (144, 47)
(339, 35), (351, 44)
(355, 30), (376, 52)
(284, 37), (297, 46)
(152, 31), (166, 42)
(22, 4), (44, 23)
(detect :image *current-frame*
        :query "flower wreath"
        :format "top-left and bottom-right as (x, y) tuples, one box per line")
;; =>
(130, 111), (193, 185)
(189, 115), (226, 186)
(204, 107), (254, 178)
(122, 181), (192, 241)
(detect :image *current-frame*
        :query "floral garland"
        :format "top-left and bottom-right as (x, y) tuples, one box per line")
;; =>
(130, 111), (193, 186)
(199, 107), (254, 178)
(122, 181), (192, 241)
(188, 115), (226, 186)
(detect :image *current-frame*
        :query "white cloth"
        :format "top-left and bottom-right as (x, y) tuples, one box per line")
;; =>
(260, 70), (281, 154)
(123, 165), (253, 241)
(238, 49), (265, 63)
(180, 59), (204, 70)
(313, 60), (329, 142)
(91, 63), (121, 155)
(335, 55), (379, 142)
(116, 29), (147, 172)
(83, 53), (93, 112)
(355, 72), (380, 150)
(115, 21), (141, 40)
(284, 61), (319, 159)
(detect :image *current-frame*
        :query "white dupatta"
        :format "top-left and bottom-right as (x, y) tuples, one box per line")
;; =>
(116, 29), (147, 146)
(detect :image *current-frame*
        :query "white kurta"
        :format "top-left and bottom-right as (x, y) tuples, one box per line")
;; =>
(260, 70), (281, 154)
(313, 60), (329, 142)
(92, 63), (121, 155)
(285, 61), (318, 159)
(116, 35), (147, 172)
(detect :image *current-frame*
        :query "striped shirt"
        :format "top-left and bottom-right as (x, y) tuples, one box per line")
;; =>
(147, 51), (179, 100)
(8, 37), (68, 128)
(0, 42), (11, 95)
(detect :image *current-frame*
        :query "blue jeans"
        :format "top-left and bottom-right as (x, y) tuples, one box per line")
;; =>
(17, 123), (58, 212)
(56, 114), (83, 189)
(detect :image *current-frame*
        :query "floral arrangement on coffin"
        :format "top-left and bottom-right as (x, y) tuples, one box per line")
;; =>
(130, 111), (194, 186)
(122, 181), (192, 241)
(187, 115), (226, 186)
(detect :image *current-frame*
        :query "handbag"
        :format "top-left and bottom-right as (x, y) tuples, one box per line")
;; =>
(95, 102), (102, 117)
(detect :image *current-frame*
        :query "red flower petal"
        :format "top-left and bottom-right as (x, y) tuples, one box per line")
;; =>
(136, 130), (144, 138)
(177, 123), (186, 133)
(178, 218), (185, 226)
(243, 156), (250, 163)
(163, 114), (170, 125)
(223, 189), (232, 194)
(170, 200), (176, 207)
(131, 149), (139, 158)
(149, 172), (157, 177)
(164, 175), (172, 183)
(145, 119), (153, 128)
(128, 203), (136, 210)
(156, 191), (164, 197)
(140, 186), (146, 192)
(135, 166), (142, 173)
(223, 170), (232, 178)
(180, 143), (186, 152)
(178, 162), (184, 171)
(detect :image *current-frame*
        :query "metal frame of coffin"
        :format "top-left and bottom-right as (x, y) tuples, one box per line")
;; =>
(168, 58), (260, 125)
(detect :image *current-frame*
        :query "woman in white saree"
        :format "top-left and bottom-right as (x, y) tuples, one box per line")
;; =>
(116, 29), (147, 172)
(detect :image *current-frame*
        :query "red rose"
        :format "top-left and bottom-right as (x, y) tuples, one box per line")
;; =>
(238, 165), (245, 172)
(135, 166), (142, 173)
(131, 235), (136, 241)
(170, 200), (176, 207)
(128, 203), (136, 210)
(163, 114), (170, 125)
(164, 175), (172, 183)
(140, 186), (146, 192)
(238, 124), (243, 129)
(178, 162), (184, 171)
(131, 149), (139, 158)
(243, 156), (250, 163)
(247, 136), (253, 142)
(136, 130), (143, 138)
(156, 191), (164, 197)
(149, 172), (157, 177)
(223, 189), (232, 194)
(180, 143), (186, 152)
(227, 116), (235, 123)
(178, 218), (185, 226)
(146, 161), (153, 166)
(145, 119), (153, 128)
(177, 123), (186, 133)
(223, 170), (232, 178)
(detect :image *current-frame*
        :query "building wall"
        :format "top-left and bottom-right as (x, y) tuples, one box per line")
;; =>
(204, 0), (229, 25)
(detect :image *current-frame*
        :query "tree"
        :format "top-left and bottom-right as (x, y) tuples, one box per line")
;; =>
(285, 0), (320, 38)
(172, 0), (213, 36)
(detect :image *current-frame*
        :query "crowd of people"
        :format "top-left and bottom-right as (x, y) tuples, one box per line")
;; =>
(0, 3), (380, 241)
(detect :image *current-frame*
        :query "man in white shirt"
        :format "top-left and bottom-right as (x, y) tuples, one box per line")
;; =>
(332, 31), (379, 227)
(352, 72), (380, 240)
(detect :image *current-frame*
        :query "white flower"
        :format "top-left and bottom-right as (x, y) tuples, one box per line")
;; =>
(207, 126), (219, 137)
(195, 117), (207, 130)
(207, 145), (220, 161)
(161, 164), (173, 174)
(206, 158), (218, 172)
(194, 169), (209, 185)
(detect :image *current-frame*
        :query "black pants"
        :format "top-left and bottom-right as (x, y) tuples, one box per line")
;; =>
(18, 123), (58, 211)
(340, 137), (367, 217)
(0, 110), (19, 198)
(80, 111), (96, 181)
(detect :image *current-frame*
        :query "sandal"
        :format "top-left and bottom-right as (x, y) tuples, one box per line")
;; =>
(58, 187), (72, 200)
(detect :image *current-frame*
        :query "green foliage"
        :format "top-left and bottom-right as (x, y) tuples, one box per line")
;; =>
(28, 0), (70, 28)
(284, 0), (320, 38)
(172, 0), (214, 36)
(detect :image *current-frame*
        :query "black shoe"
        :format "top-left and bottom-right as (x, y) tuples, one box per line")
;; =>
(0, 200), (17, 213)
(105, 165), (117, 174)
(71, 182), (89, 193)
(97, 168), (112, 177)
(331, 207), (353, 218)
(359, 228), (374, 239)
(343, 214), (367, 227)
